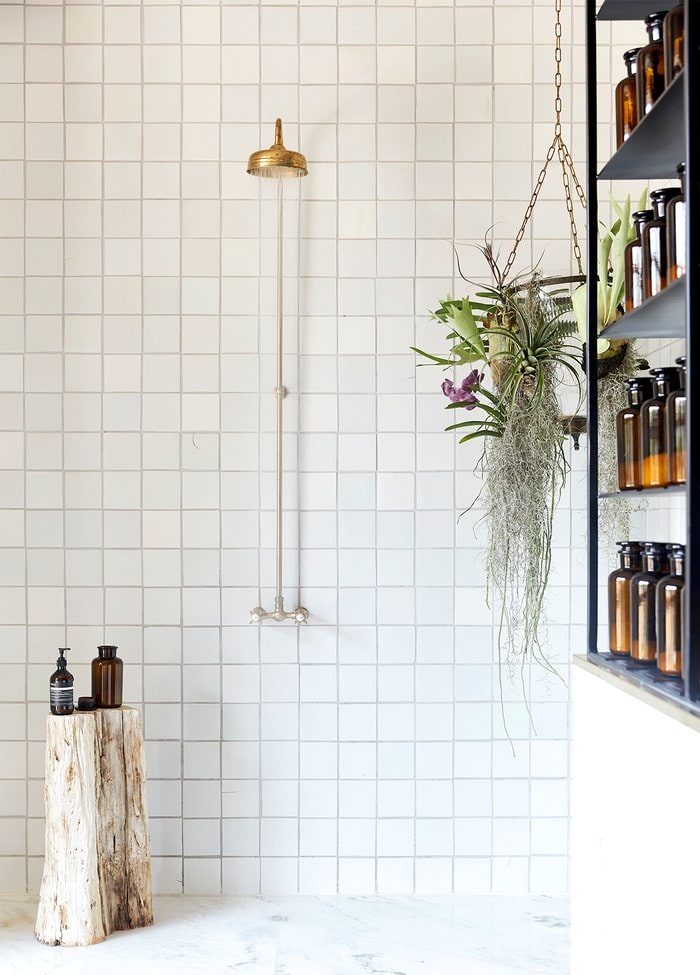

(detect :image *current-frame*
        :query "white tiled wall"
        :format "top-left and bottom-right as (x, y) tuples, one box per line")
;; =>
(0, 0), (633, 897)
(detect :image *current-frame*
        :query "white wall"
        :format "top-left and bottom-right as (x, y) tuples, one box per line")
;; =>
(0, 0), (596, 896)
(572, 662), (700, 975)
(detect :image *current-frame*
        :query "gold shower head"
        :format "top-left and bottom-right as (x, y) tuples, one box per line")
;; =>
(247, 118), (308, 179)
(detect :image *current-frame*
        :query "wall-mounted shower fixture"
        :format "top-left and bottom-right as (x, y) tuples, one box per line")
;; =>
(247, 119), (309, 625)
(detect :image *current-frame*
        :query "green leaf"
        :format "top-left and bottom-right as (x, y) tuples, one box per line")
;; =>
(444, 301), (485, 359)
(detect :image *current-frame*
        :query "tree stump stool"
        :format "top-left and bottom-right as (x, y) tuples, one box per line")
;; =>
(34, 705), (153, 947)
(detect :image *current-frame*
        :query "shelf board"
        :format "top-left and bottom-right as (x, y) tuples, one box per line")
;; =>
(583, 652), (700, 718)
(597, 0), (676, 20)
(598, 73), (684, 180)
(575, 654), (700, 730)
(597, 279), (686, 339)
(599, 485), (686, 499)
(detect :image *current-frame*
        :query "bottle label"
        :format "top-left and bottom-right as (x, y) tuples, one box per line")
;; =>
(50, 684), (74, 708)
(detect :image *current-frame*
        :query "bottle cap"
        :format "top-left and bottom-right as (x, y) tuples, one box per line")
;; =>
(677, 162), (685, 177)
(77, 696), (98, 711)
(632, 209), (654, 222)
(675, 356), (686, 368)
(650, 186), (682, 204)
(644, 541), (669, 553)
(649, 366), (682, 387)
(97, 645), (118, 658)
(645, 11), (669, 28)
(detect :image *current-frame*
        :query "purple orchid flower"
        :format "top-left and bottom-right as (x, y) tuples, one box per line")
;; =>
(441, 369), (483, 410)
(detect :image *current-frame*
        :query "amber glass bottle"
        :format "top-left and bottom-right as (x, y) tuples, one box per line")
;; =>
(91, 645), (123, 708)
(640, 366), (682, 487)
(641, 187), (682, 299)
(624, 209), (654, 311)
(630, 542), (671, 663)
(616, 376), (654, 490)
(663, 1), (684, 86)
(50, 648), (75, 715)
(666, 356), (686, 484)
(615, 48), (642, 147)
(666, 162), (686, 282)
(656, 544), (685, 676)
(609, 542), (644, 656)
(636, 11), (668, 118)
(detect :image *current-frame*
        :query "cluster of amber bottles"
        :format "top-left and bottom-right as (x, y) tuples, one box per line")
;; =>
(616, 358), (686, 491)
(623, 175), (686, 311)
(615, 4), (685, 148)
(609, 541), (685, 677)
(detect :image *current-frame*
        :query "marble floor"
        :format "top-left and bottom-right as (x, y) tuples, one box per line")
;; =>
(0, 894), (570, 975)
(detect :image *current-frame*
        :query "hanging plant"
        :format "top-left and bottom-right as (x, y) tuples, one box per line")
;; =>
(413, 245), (583, 691)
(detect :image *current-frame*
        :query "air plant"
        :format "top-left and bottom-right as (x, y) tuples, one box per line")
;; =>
(413, 244), (584, 715)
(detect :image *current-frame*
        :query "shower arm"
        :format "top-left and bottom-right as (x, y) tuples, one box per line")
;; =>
(250, 179), (308, 624)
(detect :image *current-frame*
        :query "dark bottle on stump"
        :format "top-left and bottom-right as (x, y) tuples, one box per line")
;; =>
(50, 648), (75, 715)
(92, 645), (123, 708)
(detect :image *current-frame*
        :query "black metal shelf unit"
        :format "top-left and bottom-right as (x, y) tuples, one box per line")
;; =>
(585, 0), (700, 709)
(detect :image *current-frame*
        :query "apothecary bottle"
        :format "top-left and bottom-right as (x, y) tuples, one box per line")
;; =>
(636, 11), (668, 118)
(50, 648), (75, 715)
(630, 542), (671, 663)
(666, 356), (686, 485)
(609, 542), (644, 656)
(656, 544), (685, 676)
(624, 209), (654, 311)
(91, 645), (123, 708)
(616, 376), (654, 490)
(663, 1), (684, 86)
(666, 162), (686, 282)
(615, 48), (641, 147)
(640, 365), (682, 488)
(641, 186), (682, 300)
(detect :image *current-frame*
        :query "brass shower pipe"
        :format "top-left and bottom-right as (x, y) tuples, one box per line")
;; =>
(247, 119), (309, 624)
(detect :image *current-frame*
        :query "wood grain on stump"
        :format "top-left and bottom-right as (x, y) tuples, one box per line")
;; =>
(34, 706), (153, 947)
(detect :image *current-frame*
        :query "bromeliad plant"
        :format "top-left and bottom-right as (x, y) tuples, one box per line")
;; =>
(413, 244), (583, 681)
(571, 191), (650, 540)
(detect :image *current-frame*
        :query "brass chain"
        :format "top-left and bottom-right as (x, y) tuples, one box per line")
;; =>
(502, 0), (587, 281)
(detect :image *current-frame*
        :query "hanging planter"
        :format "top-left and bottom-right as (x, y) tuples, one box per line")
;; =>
(413, 246), (583, 694)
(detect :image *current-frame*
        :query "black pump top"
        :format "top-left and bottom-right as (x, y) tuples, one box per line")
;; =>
(649, 186), (682, 215)
(645, 11), (668, 34)
(625, 376), (654, 406)
(56, 647), (69, 669)
(649, 366), (682, 396)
